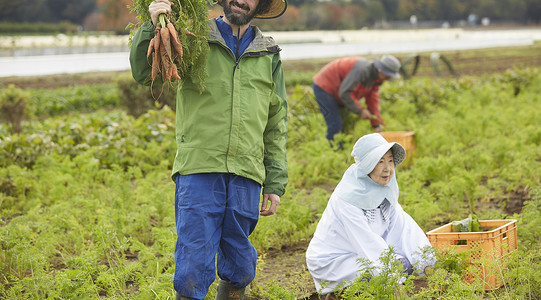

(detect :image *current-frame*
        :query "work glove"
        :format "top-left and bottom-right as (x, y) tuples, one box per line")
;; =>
(149, 0), (173, 26)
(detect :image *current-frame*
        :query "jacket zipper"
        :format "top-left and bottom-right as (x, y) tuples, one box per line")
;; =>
(226, 28), (242, 172)
(235, 27), (241, 62)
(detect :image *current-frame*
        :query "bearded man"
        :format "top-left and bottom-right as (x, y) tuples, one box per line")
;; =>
(129, 0), (288, 299)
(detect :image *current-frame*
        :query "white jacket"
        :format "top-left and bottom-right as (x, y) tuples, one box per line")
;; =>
(305, 134), (433, 294)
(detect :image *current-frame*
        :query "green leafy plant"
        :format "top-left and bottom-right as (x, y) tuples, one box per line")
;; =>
(0, 84), (31, 133)
(334, 247), (412, 299)
(116, 73), (176, 117)
(251, 281), (297, 300)
(501, 67), (537, 96)
(452, 214), (481, 233)
(28, 84), (118, 117)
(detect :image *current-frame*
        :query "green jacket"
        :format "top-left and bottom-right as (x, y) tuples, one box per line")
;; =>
(130, 20), (288, 196)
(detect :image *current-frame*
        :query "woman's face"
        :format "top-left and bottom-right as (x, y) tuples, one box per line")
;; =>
(369, 149), (394, 185)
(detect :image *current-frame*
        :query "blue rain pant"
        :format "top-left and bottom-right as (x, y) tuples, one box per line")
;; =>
(173, 173), (261, 300)
(313, 83), (343, 141)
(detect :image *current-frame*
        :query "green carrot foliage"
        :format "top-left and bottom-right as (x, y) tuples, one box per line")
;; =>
(129, 0), (213, 91)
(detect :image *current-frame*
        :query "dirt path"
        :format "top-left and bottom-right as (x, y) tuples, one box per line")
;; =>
(251, 240), (317, 299)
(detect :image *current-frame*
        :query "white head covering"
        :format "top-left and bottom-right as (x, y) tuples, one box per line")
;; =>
(332, 133), (406, 210)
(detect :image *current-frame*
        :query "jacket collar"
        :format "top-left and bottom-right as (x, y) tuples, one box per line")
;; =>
(207, 18), (281, 55)
(371, 64), (383, 86)
(361, 63), (381, 88)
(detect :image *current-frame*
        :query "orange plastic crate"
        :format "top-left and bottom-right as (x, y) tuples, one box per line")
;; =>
(426, 219), (518, 290)
(378, 131), (416, 161)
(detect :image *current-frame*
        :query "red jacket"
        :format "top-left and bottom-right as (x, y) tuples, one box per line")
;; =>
(313, 56), (382, 127)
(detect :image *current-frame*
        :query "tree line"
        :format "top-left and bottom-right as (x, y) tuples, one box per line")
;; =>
(0, 0), (540, 32)
(0, 0), (134, 33)
(253, 0), (541, 31)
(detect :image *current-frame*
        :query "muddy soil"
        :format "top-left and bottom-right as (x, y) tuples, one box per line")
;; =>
(250, 240), (316, 299)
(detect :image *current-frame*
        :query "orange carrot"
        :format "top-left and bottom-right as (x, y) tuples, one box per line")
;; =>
(185, 30), (197, 38)
(160, 45), (171, 82)
(167, 23), (179, 42)
(147, 37), (155, 59)
(170, 64), (181, 80)
(152, 52), (160, 81)
(151, 28), (163, 82)
(168, 64), (175, 80)
(170, 35), (183, 59)
(154, 27), (161, 51)
(160, 26), (172, 61)
(167, 23), (183, 58)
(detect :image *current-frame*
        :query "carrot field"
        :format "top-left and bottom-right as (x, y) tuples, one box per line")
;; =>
(1, 45), (540, 299)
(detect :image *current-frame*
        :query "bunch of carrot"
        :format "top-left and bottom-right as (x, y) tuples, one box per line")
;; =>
(148, 14), (183, 83)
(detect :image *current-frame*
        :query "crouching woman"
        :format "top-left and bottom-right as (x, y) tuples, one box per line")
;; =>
(306, 133), (434, 298)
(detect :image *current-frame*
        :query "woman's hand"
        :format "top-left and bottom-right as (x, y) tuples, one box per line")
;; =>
(149, 0), (173, 26)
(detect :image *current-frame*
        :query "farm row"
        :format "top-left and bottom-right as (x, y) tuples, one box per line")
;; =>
(0, 64), (540, 298)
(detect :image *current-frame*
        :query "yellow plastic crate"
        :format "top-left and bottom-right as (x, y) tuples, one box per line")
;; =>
(378, 131), (416, 161)
(426, 219), (518, 290)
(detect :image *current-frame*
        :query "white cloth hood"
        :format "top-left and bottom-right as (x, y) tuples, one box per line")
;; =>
(332, 133), (406, 210)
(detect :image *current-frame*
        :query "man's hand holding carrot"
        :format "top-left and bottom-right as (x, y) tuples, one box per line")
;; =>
(149, 0), (173, 26)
